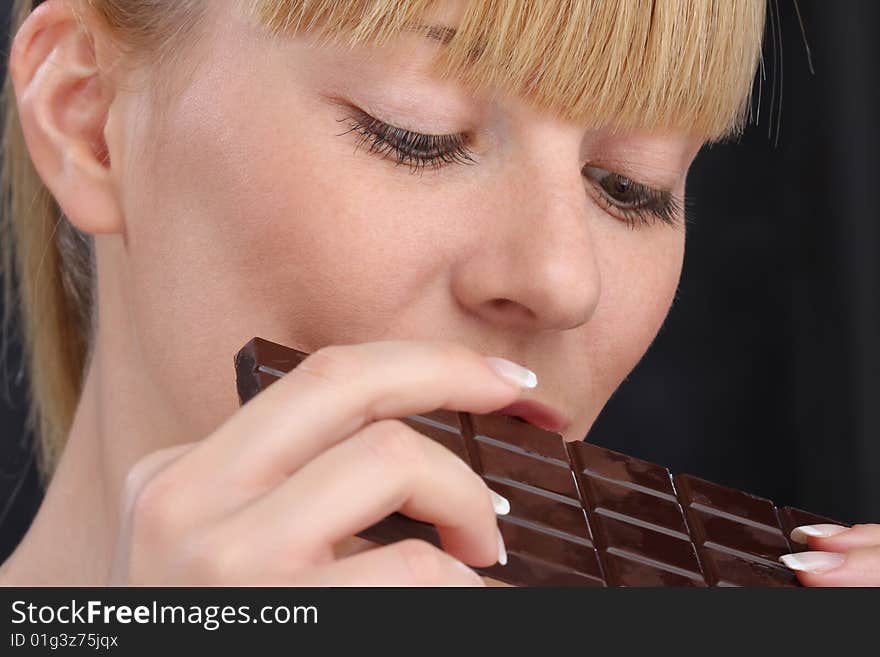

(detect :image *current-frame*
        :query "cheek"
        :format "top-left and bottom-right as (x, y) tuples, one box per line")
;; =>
(116, 84), (451, 436)
(585, 227), (685, 406)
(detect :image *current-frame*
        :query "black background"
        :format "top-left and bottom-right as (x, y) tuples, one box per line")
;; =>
(2, 1), (878, 564)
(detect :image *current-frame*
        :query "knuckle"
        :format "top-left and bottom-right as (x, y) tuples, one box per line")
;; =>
(430, 339), (470, 365)
(120, 459), (155, 510)
(121, 446), (190, 526)
(128, 471), (169, 522)
(127, 469), (183, 542)
(180, 531), (240, 584)
(298, 345), (362, 388)
(358, 420), (425, 472)
(395, 539), (445, 585)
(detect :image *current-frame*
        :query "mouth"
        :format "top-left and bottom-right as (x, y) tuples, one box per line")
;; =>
(496, 399), (571, 435)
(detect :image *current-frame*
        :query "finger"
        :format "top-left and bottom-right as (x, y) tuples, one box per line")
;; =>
(781, 547), (880, 587)
(791, 523), (880, 552)
(177, 340), (526, 497)
(111, 443), (198, 584)
(289, 539), (486, 587)
(333, 535), (377, 560)
(120, 442), (199, 515)
(218, 419), (503, 568)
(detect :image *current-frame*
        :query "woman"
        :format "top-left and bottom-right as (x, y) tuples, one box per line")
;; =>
(1, 0), (877, 586)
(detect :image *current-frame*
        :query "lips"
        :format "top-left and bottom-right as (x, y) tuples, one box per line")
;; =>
(496, 399), (571, 434)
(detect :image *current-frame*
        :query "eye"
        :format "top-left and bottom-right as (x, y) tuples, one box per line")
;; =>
(582, 165), (684, 229)
(335, 110), (476, 175)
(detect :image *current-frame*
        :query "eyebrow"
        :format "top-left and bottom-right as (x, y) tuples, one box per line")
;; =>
(410, 23), (457, 45)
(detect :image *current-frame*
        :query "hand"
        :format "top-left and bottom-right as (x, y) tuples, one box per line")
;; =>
(108, 340), (527, 586)
(780, 523), (880, 586)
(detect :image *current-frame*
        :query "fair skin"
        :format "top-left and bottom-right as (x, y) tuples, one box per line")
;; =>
(3, 0), (878, 586)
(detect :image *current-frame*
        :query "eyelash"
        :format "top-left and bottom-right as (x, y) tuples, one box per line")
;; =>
(336, 110), (685, 229)
(582, 166), (684, 230)
(336, 111), (476, 173)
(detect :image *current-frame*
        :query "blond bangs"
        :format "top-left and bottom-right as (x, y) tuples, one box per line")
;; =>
(252, 0), (766, 143)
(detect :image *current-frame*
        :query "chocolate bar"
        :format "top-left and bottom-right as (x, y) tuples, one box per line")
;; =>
(234, 337), (847, 587)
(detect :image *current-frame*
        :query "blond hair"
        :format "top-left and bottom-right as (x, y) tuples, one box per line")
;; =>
(1, 0), (767, 482)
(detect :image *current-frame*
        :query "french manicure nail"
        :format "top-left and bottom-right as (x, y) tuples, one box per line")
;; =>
(484, 357), (538, 389)
(779, 551), (845, 573)
(790, 524), (849, 544)
(489, 488), (510, 515)
(496, 527), (508, 566)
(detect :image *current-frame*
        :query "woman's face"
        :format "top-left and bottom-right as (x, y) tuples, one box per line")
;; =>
(105, 1), (703, 444)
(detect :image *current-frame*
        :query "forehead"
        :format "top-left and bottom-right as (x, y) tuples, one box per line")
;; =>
(250, 0), (765, 144)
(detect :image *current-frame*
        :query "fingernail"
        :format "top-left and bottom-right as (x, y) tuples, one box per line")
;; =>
(496, 527), (508, 566)
(790, 524), (849, 544)
(489, 488), (510, 515)
(484, 357), (538, 389)
(779, 551), (846, 573)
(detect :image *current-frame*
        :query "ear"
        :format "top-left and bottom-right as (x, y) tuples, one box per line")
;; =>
(9, 0), (124, 235)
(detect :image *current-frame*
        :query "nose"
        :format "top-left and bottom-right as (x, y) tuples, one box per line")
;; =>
(451, 151), (601, 332)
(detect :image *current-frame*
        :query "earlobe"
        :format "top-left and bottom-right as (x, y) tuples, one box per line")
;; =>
(9, 0), (124, 236)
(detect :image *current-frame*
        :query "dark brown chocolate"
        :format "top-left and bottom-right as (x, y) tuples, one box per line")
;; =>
(234, 337), (849, 587)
